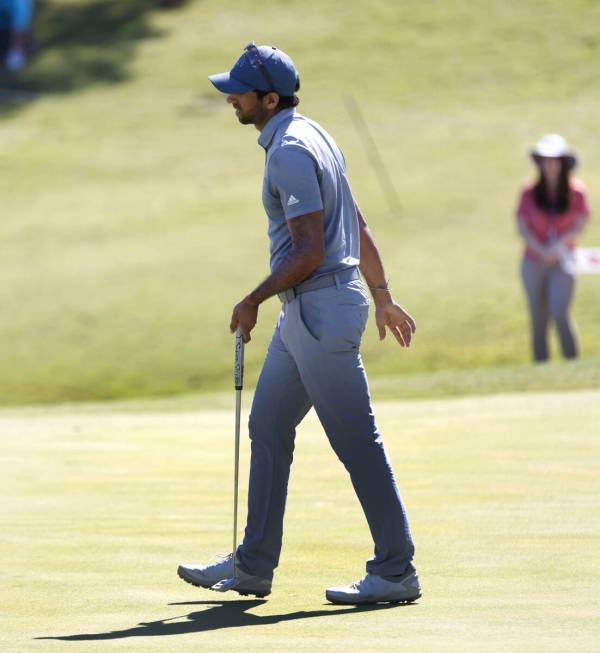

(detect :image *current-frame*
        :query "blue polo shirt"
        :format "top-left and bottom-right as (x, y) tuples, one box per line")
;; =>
(258, 108), (360, 277)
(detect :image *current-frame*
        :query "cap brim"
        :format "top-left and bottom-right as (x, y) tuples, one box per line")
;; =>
(208, 71), (254, 94)
(531, 152), (577, 170)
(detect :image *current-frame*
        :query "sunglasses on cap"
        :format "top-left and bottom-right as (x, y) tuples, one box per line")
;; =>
(244, 42), (276, 92)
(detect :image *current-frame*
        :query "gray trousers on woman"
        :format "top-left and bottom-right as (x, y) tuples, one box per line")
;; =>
(521, 256), (579, 361)
(236, 277), (415, 580)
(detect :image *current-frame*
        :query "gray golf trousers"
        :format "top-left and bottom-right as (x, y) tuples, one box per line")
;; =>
(236, 274), (415, 580)
(521, 256), (578, 361)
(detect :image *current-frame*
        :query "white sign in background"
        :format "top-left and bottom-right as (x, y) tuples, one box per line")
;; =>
(575, 248), (600, 275)
(559, 247), (600, 275)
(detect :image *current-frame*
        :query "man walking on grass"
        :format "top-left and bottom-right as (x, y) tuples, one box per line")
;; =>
(178, 43), (421, 605)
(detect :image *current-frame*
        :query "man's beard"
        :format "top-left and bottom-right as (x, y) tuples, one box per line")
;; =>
(238, 104), (268, 126)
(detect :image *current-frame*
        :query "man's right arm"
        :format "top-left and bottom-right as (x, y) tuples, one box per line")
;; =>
(230, 210), (325, 342)
(230, 146), (325, 342)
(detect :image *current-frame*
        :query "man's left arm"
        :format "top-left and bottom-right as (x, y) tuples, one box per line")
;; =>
(356, 205), (416, 347)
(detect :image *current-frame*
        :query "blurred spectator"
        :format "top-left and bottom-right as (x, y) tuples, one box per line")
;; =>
(516, 134), (590, 362)
(0, 0), (34, 72)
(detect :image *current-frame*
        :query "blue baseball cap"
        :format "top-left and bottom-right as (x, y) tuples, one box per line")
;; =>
(208, 43), (299, 96)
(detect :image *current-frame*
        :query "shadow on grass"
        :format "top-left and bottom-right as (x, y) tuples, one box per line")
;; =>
(35, 598), (414, 640)
(0, 0), (191, 114)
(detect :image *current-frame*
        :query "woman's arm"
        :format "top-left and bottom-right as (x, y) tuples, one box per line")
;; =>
(551, 215), (587, 248)
(517, 214), (562, 265)
(517, 215), (547, 257)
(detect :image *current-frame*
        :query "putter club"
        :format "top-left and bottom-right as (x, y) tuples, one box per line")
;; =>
(233, 327), (245, 578)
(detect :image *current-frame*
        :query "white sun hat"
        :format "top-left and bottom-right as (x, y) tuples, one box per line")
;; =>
(530, 134), (577, 170)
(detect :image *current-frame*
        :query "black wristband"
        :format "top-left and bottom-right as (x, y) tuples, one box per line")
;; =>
(368, 279), (390, 292)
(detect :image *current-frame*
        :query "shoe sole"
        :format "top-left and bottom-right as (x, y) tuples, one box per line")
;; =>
(228, 588), (271, 598)
(326, 592), (421, 605)
(177, 566), (271, 599)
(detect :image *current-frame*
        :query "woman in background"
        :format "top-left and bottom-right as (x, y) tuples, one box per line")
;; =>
(516, 134), (590, 362)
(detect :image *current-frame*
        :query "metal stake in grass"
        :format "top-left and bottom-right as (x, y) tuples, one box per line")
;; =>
(232, 327), (245, 578)
(344, 94), (401, 215)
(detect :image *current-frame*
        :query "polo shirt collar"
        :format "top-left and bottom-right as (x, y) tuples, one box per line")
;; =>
(258, 108), (295, 150)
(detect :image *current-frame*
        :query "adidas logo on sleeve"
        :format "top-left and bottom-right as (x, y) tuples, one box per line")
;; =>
(287, 195), (300, 206)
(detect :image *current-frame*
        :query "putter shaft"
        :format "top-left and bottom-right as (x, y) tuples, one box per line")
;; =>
(233, 329), (244, 578)
(233, 388), (241, 577)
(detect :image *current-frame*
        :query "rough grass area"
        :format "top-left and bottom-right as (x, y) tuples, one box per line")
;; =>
(2, 390), (599, 652)
(1, 0), (600, 404)
(371, 356), (600, 399)
(9, 356), (600, 412)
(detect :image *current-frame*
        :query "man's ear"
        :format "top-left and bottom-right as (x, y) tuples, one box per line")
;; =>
(264, 92), (280, 110)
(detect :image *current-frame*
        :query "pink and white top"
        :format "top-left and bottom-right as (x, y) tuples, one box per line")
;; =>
(516, 178), (590, 261)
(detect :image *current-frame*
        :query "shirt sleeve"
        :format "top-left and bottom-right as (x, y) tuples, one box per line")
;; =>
(516, 186), (532, 222)
(515, 191), (527, 219)
(574, 188), (590, 221)
(268, 146), (324, 220)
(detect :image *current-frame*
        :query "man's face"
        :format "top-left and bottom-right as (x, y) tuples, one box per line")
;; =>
(227, 91), (269, 126)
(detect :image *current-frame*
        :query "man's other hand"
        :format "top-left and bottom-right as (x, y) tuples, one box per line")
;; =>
(374, 296), (416, 347)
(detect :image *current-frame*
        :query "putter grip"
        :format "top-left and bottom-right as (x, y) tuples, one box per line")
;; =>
(234, 329), (244, 390)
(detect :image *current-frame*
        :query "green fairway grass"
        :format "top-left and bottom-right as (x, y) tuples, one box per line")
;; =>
(1, 0), (600, 405)
(2, 390), (599, 652)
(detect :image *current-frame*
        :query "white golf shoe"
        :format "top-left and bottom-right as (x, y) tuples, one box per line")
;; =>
(210, 572), (272, 597)
(326, 565), (421, 605)
(177, 553), (271, 598)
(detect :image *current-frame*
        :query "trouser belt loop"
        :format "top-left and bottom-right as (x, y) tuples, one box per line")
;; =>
(283, 288), (295, 302)
(333, 272), (341, 290)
